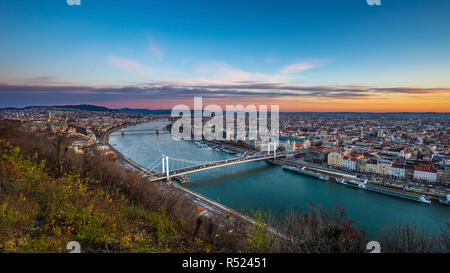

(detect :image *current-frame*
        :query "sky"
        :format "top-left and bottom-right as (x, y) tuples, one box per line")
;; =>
(0, 0), (449, 112)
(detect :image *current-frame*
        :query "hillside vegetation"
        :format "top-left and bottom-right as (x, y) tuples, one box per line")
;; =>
(0, 121), (246, 252)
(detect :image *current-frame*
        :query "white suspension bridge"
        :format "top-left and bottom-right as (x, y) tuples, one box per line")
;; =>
(138, 143), (289, 182)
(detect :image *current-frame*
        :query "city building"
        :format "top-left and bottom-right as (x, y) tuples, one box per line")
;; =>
(328, 150), (344, 168)
(413, 164), (437, 183)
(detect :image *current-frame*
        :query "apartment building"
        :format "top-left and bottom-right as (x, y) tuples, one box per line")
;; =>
(413, 164), (437, 183)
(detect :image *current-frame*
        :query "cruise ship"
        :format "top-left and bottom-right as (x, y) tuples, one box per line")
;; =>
(334, 178), (431, 204)
(364, 185), (431, 204)
(283, 166), (329, 181)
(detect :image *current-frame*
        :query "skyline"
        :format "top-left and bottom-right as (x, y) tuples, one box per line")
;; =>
(1, 0), (449, 111)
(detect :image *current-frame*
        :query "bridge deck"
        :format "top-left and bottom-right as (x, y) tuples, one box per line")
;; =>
(148, 154), (286, 181)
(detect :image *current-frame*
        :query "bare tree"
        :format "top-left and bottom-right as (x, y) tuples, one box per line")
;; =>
(277, 204), (367, 253)
(379, 222), (448, 253)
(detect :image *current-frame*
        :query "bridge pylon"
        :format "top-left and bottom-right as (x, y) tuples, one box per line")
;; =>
(161, 155), (170, 181)
(162, 154), (166, 174)
(165, 156), (169, 181)
(267, 142), (277, 158)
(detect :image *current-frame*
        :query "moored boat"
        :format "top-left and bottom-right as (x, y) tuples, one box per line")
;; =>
(363, 185), (431, 204)
(332, 178), (430, 204)
(346, 180), (361, 188)
(193, 141), (208, 148)
(335, 178), (347, 185)
(282, 165), (329, 181)
(439, 194), (450, 205)
(172, 175), (190, 184)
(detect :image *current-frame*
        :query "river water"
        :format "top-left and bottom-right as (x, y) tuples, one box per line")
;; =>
(109, 119), (449, 238)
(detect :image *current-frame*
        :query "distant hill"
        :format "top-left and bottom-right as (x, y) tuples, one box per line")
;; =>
(0, 104), (113, 112)
(53, 104), (113, 112)
(0, 104), (171, 114)
(117, 108), (172, 115)
(1, 107), (23, 111)
(54, 104), (169, 114)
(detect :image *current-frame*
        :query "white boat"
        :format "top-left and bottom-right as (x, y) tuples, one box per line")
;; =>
(419, 195), (432, 204)
(193, 141), (208, 148)
(282, 166), (329, 181)
(346, 179), (363, 188)
(222, 149), (235, 154)
(439, 194), (450, 205)
(318, 175), (330, 181)
(358, 179), (368, 189)
(335, 178), (347, 185)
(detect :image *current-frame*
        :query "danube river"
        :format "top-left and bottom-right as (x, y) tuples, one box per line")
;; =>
(109, 119), (449, 238)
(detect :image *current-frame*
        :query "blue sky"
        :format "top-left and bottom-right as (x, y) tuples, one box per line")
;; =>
(0, 0), (449, 111)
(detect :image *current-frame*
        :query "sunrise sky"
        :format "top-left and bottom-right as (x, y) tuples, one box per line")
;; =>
(0, 0), (449, 112)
